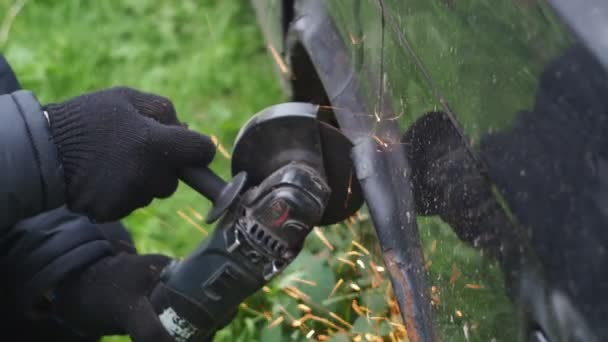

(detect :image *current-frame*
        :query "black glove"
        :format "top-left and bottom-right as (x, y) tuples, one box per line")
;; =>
(51, 253), (175, 342)
(44, 87), (215, 222)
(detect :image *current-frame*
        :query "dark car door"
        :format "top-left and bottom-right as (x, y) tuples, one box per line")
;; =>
(253, 1), (608, 341)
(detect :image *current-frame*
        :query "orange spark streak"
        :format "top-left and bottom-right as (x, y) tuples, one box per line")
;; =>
(267, 316), (284, 329)
(344, 219), (358, 238)
(352, 299), (370, 316)
(337, 257), (356, 268)
(285, 286), (311, 300)
(292, 278), (318, 287)
(186, 206), (203, 221)
(465, 283), (484, 289)
(309, 315), (344, 331)
(314, 227), (335, 251)
(329, 312), (353, 329)
(238, 303), (268, 319)
(177, 210), (208, 235)
(329, 278), (344, 297)
(371, 135), (389, 148)
(297, 304), (312, 313)
(210, 135), (231, 159)
(267, 44), (289, 74)
(352, 240), (371, 255)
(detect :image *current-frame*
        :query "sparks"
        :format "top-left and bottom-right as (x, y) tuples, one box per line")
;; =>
(329, 278), (344, 297)
(371, 134), (389, 148)
(210, 135), (231, 160)
(329, 311), (353, 329)
(356, 259), (366, 269)
(297, 304), (312, 313)
(283, 286), (311, 301)
(351, 240), (371, 255)
(313, 227), (335, 251)
(267, 316), (284, 329)
(305, 329), (315, 339)
(186, 206), (203, 221)
(292, 277), (318, 287)
(352, 299), (369, 316)
(309, 314), (344, 331)
(267, 43), (289, 74)
(337, 257), (356, 268)
(177, 210), (208, 235)
(349, 282), (361, 292)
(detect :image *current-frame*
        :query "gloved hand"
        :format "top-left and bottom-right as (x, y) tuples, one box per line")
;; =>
(44, 87), (215, 222)
(51, 252), (175, 342)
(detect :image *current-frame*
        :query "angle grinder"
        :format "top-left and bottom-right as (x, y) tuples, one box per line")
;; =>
(150, 102), (363, 341)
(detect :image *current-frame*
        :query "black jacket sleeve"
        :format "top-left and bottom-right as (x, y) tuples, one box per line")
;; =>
(0, 90), (66, 230)
(0, 60), (112, 317)
(0, 206), (113, 313)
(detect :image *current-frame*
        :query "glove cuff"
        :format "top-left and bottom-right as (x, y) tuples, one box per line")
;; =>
(44, 100), (86, 180)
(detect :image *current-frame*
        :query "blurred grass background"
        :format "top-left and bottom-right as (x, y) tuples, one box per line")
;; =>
(0, 0), (528, 341)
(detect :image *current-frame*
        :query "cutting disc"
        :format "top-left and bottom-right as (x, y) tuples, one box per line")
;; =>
(232, 102), (363, 225)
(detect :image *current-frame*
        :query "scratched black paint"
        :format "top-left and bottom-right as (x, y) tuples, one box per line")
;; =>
(252, 0), (608, 341)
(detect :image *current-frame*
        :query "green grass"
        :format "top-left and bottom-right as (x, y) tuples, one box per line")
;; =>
(1, 0), (283, 257)
(1, 0), (570, 341)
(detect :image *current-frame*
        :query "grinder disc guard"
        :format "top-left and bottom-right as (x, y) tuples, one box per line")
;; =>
(232, 102), (363, 225)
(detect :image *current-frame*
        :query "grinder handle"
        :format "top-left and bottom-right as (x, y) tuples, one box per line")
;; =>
(179, 167), (248, 223)
(179, 167), (227, 202)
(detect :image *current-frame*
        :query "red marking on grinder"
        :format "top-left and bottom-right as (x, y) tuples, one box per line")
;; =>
(273, 208), (290, 228)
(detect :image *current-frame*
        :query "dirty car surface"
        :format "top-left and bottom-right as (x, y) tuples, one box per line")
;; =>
(253, 1), (608, 341)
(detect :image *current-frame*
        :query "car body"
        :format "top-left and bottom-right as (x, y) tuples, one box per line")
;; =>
(252, 1), (608, 341)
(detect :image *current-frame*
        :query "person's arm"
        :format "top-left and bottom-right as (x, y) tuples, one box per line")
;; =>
(1, 87), (216, 230)
(0, 90), (65, 229)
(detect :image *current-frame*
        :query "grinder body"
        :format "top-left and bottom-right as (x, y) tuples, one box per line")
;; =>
(150, 163), (330, 341)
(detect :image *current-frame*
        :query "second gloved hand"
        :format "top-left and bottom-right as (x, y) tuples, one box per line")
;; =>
(51, 253), (175, 342)
(44, 87), (215, 222)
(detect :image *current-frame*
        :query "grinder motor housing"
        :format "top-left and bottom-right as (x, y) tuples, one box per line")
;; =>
(150, 103), (363, 341)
